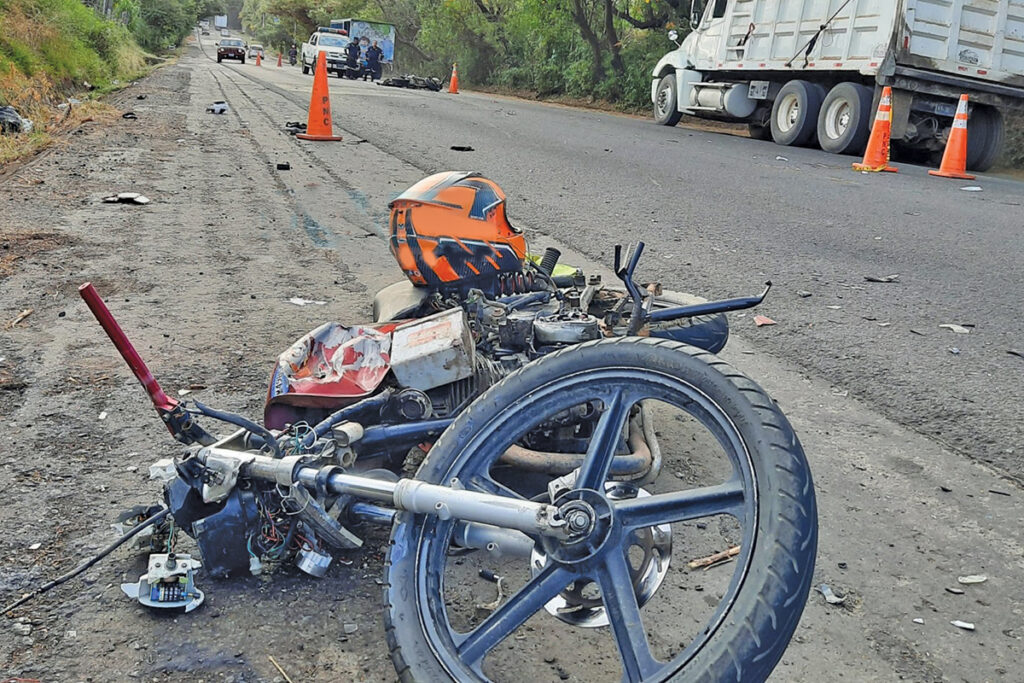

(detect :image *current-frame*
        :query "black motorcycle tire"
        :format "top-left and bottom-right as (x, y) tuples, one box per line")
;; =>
(383, 337), (817, 683)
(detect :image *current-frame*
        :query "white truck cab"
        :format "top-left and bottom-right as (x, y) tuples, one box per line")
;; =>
(652, 0), (1024, 171)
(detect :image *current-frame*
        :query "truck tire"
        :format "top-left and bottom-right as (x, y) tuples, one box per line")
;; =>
(771, 80), (825, 146)
(302, 61), (310, 75)
(653, 74), (682, 126)
(384, 337), (817, 683)
(817, 82), (873, 155)
(966, 104), (1004, 172)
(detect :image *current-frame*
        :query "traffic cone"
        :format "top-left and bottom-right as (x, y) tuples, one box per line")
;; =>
(296, 52), (342, 142)
(853, 86), (898, 173)
(277, 52), (282, 68)
(448, 63), (459, 94)
(929, 94), (975, 180)
(255, 53), (261, 66)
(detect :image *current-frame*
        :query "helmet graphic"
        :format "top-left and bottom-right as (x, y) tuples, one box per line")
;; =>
(389, 172), (527, 292)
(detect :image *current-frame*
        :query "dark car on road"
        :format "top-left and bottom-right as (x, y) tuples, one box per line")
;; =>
(217, 39), (245, 64)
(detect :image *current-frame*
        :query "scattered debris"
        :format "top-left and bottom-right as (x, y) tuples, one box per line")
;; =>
(120, 552), (205, 612)
(283, 121), (307, 135)
(288, 297), (327, 306)
(940, 485), (952, 492)
(6, 308), (33, 329)
(796, 290), (812, 298)
(276, 162), (291, 170)
(29, 542), (41, 551)
(343, 622), (359, 634)
(837, 562), (848, 570)
(476, 571), (507, 611)
(12, 622), (32, 636)
(102, 192), (151, 205)
(379, 74), (443, 91)
(178, 389), (192, 396)
(206, 101), (229, 114)
(825, 305), (842, 310)
(753, 314), (776, 327)
(950, 620), (976, 631)
(864, 274), (899, 283)
(1008, 350), (1024, 359)
(0, 105), (33, 134)
(949, 347), (961, 355)
(99, 411), (108, 420)
(957, 575), (987, 585)
(816, 583), (846, 605)
(938, 323), (972, 334)
(136, 94), (147, 100)
(877, 322), (892, 327)
(775, 155), (788, 161)
(268, 655), (294, 683)
(959, 186), (982, 192)
(122, 112), (138, 120)
(946, 587), (965, 594)
(450, 145), (475, 152)
(989, 489), (1011, 497)
(909, 328), (926, 336)
(913, 618), (924, 624)
(687, 545), (740, 570)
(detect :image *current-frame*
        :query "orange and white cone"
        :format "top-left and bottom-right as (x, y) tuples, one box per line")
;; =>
(255, 53), (261, 66)
(853, 86), (898, 173)
(277, 52), (283, 68)
(448, 63), (459, 94)
(929, 94), (975, 180)
(296, 52), (342, 142)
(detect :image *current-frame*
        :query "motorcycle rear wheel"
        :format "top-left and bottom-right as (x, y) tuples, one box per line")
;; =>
(383, 337), (816, 682)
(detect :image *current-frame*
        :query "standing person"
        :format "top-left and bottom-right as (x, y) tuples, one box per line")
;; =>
(366, 40), (383, 81)
(345, 37), (362, 78)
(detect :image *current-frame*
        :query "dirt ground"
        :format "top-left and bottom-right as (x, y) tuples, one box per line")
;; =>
(4, 42), (1024, 683)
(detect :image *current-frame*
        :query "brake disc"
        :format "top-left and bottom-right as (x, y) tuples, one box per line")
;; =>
(530, 481), (672, 627)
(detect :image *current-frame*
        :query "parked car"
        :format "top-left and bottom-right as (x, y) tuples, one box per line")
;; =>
(217, 39), (245, 64)
(220, 29), (230, 38)
(247, 44), (264, 60)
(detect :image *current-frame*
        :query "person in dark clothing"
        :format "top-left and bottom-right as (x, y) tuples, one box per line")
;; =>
(345, 38), (362, 78)
(288, 44), (297, 65)
(366, 41), (383, 81)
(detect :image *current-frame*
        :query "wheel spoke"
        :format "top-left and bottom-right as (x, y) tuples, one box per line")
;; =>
(456, 563), (574, 666)
(596, 548), (661, 681)
(615, 479), (746, 530)
(576, 389), (632, 490)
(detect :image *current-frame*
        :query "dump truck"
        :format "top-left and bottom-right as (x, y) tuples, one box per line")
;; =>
(652, 0), (1024, 170)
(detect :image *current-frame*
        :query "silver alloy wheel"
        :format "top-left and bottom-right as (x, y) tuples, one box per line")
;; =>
(823, 98), (851, 141)
(775, 93), (801, 133)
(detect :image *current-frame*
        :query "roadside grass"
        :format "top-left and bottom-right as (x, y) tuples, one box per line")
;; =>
(0, 0), (150, 167)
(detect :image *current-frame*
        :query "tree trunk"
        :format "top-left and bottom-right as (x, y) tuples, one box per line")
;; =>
(604, 0), (625, 82)
(569, 0), (605, 86)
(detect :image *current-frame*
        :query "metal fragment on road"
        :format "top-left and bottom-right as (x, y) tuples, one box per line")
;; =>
(946, 587), (965, 594)
(959, 186), (982, 192)
(951, 620), (976, 631)
(957, 575), (987, 584)
(938, 323), (972, 334)
(816, 583), (846, 605)
(913, 618), (924, 624)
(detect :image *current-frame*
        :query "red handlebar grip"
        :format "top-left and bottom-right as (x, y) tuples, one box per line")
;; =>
(78, 282), (178, 413)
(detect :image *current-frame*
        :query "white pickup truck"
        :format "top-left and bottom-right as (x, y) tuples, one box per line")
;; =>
(300, 27), (354, 77)
(652, 0), (1024, 171)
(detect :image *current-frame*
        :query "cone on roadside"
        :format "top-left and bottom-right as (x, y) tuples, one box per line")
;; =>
(929, 94), (975, 180)
(277, 52), (283, 68)
(853, 86), (898, 173)
(296, 52), (342, 142)
(255, 53), (261, 66)
(448, 63), (459, 94)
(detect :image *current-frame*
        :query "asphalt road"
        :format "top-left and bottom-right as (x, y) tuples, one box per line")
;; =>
(213, 40), (1024, 486)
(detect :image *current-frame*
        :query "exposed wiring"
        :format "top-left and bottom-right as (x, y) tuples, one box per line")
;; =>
(189, 400), (282, 458)
(2, 508), (170, 616)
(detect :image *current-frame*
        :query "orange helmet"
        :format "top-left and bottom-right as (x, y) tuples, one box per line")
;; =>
(389, 172), (527, 292)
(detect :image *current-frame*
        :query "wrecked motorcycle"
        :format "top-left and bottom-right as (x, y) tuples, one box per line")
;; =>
(80, 172), (817, 682)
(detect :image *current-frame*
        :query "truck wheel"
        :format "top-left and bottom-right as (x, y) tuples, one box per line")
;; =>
(302, 62), (310, 75)
(817, 83), (873, 155)
(966, 104), (1004, 172)
(770, 80), (825, 146)
(653, 74), (682, 126)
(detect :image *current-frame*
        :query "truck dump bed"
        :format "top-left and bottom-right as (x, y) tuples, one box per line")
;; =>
(706, 0), (1024, 86)
(902, 0), (1024, 87)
